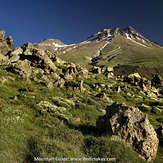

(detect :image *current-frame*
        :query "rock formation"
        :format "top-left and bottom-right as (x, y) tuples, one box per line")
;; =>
(0, 30), (14, 55)
(96, 103), (159, 161)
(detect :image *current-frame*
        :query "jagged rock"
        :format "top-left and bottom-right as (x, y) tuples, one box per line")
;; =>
(106, 72), (114, 78)
(10, 47), (23, 57)
(46, 81), (54, 89)
(64, 73), (73, 80)
(32, 68), (44, 76)
(106, 66), (114, 72)
(29, 48), (57, 72)
(91, 66), (101, 74)
(78, 80), (85, 93)
(96, 103), (159, 161)
(0, 30), (5, 40)
(55, 78), (65, 88)
(0, 30), (14, 55)
(9, 48), (22, 63)
(124, 73), (141, 85)
(11, 59), (31, 79)
(6, 36), (14, 49)
(22, 42), (34, 55)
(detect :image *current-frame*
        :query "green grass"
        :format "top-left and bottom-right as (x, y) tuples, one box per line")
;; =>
(59, 40), (106, 67)
(0, 65), (162, 162)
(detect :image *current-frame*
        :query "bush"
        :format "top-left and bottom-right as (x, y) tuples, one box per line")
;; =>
(83, 136), (146, 163)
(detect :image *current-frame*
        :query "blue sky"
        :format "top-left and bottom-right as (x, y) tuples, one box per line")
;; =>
(0, 0), (163, 47)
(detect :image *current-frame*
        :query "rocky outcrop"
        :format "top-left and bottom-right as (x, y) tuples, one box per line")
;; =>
(90, 66), (101, 74)
(123, 73), (142, 85)
(96, 103), (159, 161)
(10, 59), (31, 80)
(0, 30), (14, 55)
(64, 63), (88, 80)
(8, 43), (57, 73)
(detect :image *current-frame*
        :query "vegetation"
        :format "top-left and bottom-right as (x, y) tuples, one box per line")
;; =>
(0, 64), (162, 162)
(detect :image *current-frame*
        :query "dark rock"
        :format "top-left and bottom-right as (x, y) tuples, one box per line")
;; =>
(156, 125), (163, 137)
(6, 36), (14, 49)
(151, 75), (162, 88)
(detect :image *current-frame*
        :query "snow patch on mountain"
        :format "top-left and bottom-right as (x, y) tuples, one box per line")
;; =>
(53, 43), (75, 48)
(125, 33), (149, 48)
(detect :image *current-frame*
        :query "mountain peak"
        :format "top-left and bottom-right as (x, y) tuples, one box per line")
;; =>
(86, 26), (157, 47)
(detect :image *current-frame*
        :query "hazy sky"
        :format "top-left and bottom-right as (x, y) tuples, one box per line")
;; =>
(0, 0), (163, 47)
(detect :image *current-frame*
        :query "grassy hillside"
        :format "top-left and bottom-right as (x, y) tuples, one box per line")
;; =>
(0, 63), (162, 162)
(59, 40), (106, 67)
(0, 29), (163, 162)
(58, 35), (163, 79)
(98, 36), (163, 68)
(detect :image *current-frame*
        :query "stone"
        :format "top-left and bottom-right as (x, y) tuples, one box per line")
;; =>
(55, 78), (65, 88)
(78, 80), (85, 93)
(0, 30), (5, 40)
(46, 81), (54, 89)
(0, 30), (13, 55)
(91, 66), (101, 74)
(22, 42), (34, 55)
(124, 73), (141, 85)
(106, 66), (114, 72)
(151, 75), (162, 88)
(10, 47), (23, 57)
(96, 103), (159, 161)
(11, 59), (31, 79)
(6, 36), (14, 49)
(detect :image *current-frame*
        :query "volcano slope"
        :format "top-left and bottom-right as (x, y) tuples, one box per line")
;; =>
(0, 28), (162, 162)
(59, 26), (163, 79)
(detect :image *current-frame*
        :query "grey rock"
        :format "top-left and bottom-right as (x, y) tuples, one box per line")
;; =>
(96, 103), (159, 161)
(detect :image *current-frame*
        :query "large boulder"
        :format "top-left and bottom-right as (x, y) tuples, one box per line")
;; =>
(9, 47), (23, 63)
(11, 59), (31, 79)
(123, 73), (141, 85)
(96, 103), (159, 161)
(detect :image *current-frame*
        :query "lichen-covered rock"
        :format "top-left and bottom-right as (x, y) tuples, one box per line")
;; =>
(11, 59), (31, 79)
(96, 103), (159, 161)
(22, 42), (34, 55)
(0, 30), (14, 55)
(91, 66), (101, 74)
(124, 73), (141, 85)
(9, 47), (23, 63)
(6, 36), (14, 49)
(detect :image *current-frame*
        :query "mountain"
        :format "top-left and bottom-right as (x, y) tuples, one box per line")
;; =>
(56, 26), (163, 78)
(0, 27), (162, 162)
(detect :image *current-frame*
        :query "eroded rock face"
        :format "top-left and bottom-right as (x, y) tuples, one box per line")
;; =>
(96, 103), (159, 161)
(10, 59), (31, 79)
(0, 30), (14, 55)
